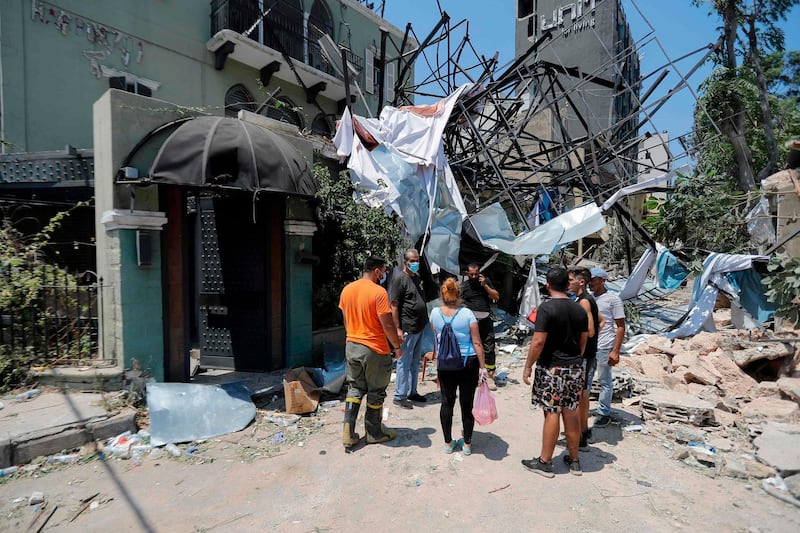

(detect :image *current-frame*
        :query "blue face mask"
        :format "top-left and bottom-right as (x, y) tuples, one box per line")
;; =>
(379, 271), (387, 284)
(408, 261), (420, 274)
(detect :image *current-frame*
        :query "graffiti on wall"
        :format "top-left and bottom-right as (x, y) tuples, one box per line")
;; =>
(31, 0), (145, 76)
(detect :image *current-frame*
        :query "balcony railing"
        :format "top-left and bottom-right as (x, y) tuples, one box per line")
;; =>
(211, 0), (363, 80)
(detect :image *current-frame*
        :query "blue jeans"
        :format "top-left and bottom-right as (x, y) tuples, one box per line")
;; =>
(591, 349), (613, 416)
(393, 330), (425, 400)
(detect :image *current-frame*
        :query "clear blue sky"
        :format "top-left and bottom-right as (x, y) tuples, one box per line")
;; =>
(379, 0), (799, 155)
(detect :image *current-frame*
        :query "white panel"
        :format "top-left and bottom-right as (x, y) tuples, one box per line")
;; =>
(364, 48), (375, 94)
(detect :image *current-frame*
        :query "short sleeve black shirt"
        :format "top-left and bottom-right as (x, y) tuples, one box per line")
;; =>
(533, 297), (588, 367)
(577, 291), (600, 359)
(460, 277), (494, 314)
(389, 272), (428, 334)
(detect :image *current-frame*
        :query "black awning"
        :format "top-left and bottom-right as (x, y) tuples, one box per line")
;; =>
(146, 116), (316, 196)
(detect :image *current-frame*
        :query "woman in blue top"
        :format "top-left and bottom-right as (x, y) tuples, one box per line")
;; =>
(430, 278), (487, 455)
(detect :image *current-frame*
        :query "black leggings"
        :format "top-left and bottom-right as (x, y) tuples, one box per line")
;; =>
(438, 357), (479, 444)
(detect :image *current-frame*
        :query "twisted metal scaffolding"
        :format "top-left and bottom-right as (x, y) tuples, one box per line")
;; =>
(376, 0), (724, 258)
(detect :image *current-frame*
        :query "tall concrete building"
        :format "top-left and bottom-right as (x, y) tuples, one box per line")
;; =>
(515, 0), (640, 185)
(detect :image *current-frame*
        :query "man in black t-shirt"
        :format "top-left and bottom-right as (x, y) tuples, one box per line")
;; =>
(521, 266), (588, 477)
(569, 267), (603, 449)
(461, 264), (500, 389)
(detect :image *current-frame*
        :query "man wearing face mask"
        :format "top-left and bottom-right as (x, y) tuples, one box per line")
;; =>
(461, 264), (500, 390)
(390, 249), (429, 409)
(339, 256), (404, 450)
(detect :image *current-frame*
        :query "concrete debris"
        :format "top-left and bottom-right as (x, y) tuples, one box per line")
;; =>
(671, 349), (700, 368)
(639, 354), (671, 379)
(723, 456), (776, 480)
(590, 367), (632, 399)
(640, 389), (716, 426)
(750, 381), (782, 399)
(704, 350), (758, 398)
(777, 377), (800, 403)
(669, 425), (707, 444)
(730, 342), (796, 368)
(740, 397), (800, 423)
(753, 423), (800, 473)
(683, 366), (720, 387)
(785, 473), (800, 500)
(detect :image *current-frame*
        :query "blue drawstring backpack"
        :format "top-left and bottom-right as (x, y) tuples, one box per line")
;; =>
(436, 308), (465, 371)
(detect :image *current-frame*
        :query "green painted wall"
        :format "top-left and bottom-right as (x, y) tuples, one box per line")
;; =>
(285, 233), (314, 367)
(117, 229), (164, 381)
(1, 0), (413, 154)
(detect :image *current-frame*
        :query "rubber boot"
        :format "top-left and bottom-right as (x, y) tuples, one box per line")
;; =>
(342, 398), (361, 449)
(364, 403), (396, 444)
(487, 369), (497, 391)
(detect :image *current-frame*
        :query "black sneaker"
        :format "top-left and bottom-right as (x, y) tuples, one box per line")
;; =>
(408, 393), (427, 403)
(580, 429), (592, 450)
(594, 415), (612, 428)
(563, 455), (583, 476)
(393, 398), (413, 410)
(521, 457), (555, 478)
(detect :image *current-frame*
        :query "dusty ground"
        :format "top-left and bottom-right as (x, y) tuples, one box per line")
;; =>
(2, 347), (800, 533)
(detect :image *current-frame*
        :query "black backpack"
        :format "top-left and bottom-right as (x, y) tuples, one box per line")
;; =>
(436, 308), (464, 371)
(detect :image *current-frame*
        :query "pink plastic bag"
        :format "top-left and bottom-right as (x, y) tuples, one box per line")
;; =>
(472, 381), (498, 425)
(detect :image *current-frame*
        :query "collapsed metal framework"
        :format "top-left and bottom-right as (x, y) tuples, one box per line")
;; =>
(376, 0), (726, 261)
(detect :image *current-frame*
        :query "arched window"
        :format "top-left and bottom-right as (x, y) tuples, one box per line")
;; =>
(265, 97), (303, 128)
(224, 84), (256, 117)
(307, 0), (335, 74)
(311, 113), (332, 137)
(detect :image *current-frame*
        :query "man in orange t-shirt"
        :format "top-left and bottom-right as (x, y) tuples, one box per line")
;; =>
(339, 256), (404, 450)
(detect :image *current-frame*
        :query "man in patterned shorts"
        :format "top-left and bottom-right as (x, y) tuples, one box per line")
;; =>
(522, 266), (588, 477)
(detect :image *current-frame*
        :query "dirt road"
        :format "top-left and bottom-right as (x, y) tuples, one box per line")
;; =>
(2, 353), (799, 532)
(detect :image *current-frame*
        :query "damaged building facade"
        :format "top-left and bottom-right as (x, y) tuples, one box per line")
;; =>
(0, 0), (411, 381)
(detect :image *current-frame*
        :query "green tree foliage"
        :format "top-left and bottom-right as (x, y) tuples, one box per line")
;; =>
(762, 256), (800, 327)
(691, 0), (800, 190)
(312, 164), (404, 328)
(643, 172), (752, 269)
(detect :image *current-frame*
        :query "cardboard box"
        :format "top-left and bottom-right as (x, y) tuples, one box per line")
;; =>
(283, 367), (321, 414)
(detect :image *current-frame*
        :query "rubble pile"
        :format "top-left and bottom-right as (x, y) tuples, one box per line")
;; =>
(618, 329), (800, 505)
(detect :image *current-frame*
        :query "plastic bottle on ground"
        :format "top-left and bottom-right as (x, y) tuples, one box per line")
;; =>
(47, 454), (80, 464)
(15, 389), (42, 401)
(165, 443), (182, 457)
(0, 466), (19, 477)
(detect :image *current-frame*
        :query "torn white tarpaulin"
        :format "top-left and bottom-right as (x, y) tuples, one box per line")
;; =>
(517, 261), (541, 327)
(618, 244), (657, 300)
(668, 253), (768, 339)
(471, 202), (606, 256)
(334, 86), (473, 274)
(600, 165), (689, 212)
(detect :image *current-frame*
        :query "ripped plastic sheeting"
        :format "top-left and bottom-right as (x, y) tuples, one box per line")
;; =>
(146, 382), (255, 446)
(600, 165), (689, 212)
(471, 202), (606, 256)
(619, 245), (657, 300)
(668, 253), (772, 339)
(334, 87), (473, 274)
(656, 245), (689, 290)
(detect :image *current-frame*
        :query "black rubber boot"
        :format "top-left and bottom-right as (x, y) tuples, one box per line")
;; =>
(364, 403), (396, 444)
(342, 398), (361, 449)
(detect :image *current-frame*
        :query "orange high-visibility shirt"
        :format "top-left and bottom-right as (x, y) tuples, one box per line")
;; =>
(339, 278), (392, 354)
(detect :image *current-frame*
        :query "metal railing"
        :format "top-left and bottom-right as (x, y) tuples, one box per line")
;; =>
(210, 0), (363, 80)
(0, 268), (106, 364)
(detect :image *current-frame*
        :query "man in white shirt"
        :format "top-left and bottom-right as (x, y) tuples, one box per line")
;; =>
(587, 267), (626, 428)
